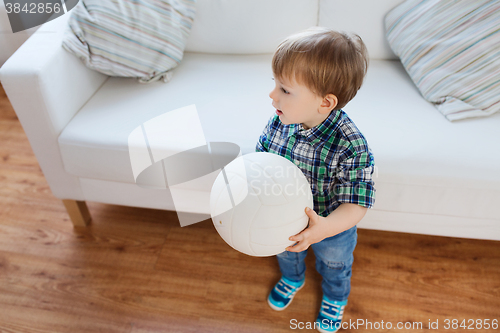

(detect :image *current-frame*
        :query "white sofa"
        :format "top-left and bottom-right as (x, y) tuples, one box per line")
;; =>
(1, 0), (499, 240)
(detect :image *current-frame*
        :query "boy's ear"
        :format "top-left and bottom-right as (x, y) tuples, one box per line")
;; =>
(320, 94), (338, 113)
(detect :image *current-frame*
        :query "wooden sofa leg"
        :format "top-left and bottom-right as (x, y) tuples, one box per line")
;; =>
(62, 200), (91, 227)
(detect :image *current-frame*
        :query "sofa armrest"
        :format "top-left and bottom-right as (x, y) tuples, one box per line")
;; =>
(0, 14), (108, 200)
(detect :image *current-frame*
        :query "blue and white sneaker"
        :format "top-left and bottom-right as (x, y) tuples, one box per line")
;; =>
(267, 276), (305, 311)
(315, 296), (347, 333)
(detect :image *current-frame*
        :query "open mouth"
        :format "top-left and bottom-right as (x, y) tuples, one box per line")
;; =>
(276, 109), (283, 116)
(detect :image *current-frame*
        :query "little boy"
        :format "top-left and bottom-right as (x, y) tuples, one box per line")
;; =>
(255, 27), (375, 333)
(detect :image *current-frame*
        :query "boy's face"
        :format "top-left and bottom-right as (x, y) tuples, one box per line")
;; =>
(269, 76), (326, 130)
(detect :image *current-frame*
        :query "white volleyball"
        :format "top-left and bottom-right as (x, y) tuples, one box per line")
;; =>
(210, 152), (313, 257)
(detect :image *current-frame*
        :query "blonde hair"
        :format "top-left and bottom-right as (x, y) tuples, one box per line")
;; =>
(272, 27), (369, 110)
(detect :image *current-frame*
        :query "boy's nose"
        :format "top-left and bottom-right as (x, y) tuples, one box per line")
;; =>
(269, 87), (277, 101)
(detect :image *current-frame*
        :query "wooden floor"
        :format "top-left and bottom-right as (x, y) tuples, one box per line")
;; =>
(0, 83), (499, 333)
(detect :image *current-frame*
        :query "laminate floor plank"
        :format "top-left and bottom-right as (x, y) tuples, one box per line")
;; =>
(1, 83), (499, 333)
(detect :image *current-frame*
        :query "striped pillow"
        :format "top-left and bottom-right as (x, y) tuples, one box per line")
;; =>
(62, 0), (196, 83)
(385, 0), (500, 121)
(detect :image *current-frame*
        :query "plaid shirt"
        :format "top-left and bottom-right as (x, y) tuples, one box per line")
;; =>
(255, 109), (376, 218)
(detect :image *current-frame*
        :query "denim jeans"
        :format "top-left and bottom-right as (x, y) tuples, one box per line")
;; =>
(276, 225), (357, 302)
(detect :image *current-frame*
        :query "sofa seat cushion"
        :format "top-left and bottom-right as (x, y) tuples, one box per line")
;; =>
(58, 55), (500, 221)
(58, 52), (276, 184)
(346, 60), (500, 221)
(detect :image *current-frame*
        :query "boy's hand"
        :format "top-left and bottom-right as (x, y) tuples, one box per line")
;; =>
(286, 207), (327, 252)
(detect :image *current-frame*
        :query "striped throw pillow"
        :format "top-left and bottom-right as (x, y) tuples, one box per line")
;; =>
(62, 0), (196, 83)
(385, 0), (500, 121)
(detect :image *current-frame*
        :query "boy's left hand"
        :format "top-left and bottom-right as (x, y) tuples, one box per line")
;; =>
(286, 207), (327, 252)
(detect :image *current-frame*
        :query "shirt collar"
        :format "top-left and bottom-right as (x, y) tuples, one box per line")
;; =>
(281, 110), (341, 146)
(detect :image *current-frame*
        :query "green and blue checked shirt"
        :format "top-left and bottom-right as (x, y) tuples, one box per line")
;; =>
(255, 109), (376, 218)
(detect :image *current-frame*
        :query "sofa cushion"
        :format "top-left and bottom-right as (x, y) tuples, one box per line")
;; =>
(345, 60), (500, 221)
(184, 0), (318, 54)
(62, 0), (196, 83)
(58, 54), (500, 222)
(385, 0), (500, 121)
(58, 52), (276, 184)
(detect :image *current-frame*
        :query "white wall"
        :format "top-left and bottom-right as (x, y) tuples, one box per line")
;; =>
(0, 0), (39, 66)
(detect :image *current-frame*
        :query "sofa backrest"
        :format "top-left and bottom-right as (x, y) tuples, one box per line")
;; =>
(185, 0), (319, 55)
(318, 0), (405, 60)
(185, 0), (405, 60)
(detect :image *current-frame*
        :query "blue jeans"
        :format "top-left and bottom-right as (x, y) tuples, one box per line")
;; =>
(276, 225), (357, 302)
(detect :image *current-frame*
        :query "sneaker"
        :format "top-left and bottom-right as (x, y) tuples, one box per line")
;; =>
(315, 296), (347, 333)
(267, 276), (305, 311)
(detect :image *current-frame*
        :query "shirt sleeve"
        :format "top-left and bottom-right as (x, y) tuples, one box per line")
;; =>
(333, 148), (376, 209)
(255, 115), (275, 152)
